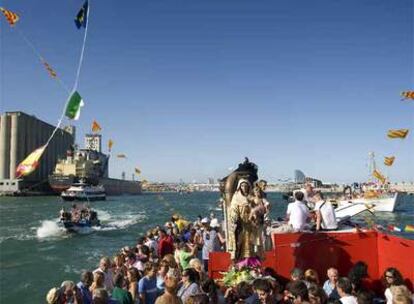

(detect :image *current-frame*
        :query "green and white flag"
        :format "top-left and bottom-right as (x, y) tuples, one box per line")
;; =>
(65, 91), (84, 120)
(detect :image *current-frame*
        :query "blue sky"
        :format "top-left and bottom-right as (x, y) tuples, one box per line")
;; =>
(1, 0), (413, 183)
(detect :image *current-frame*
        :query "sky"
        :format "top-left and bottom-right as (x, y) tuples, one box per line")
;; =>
(0, 0), (413, 183)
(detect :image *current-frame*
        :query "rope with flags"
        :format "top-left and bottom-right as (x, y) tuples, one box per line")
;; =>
(1, 2), (92, 178)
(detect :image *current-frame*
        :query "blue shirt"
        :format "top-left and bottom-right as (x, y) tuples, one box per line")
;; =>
(323, 280), (334, 295)
(138, 276), (158, 304)
(77, 281), (92, 304)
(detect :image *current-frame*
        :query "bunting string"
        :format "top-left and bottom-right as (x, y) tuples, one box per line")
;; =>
(2, 2), (92, 177)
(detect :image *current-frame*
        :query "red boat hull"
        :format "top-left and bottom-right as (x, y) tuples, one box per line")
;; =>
(209, 230), (414, 293)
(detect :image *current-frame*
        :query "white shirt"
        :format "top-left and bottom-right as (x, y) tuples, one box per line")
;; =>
(287, 200), (309, 231)
(385, 288), (392, 304)
(340, 295), (358, 304)
(315, 200), (338, 230)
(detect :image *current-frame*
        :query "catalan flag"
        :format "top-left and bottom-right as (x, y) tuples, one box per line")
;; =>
(41, 59), (57, 78)
(108, 139), (114, 152)
(91, 120), (102, 133)
(135, 167), (141, 175)
(372, 169), (386, 184)
(74, 1), (88, 29)
(387, 129), (409, 139)
(384, 156), (395, 166)
(16, 146), (46, 178)
(0, 7), (19, 26)
(404, 225), (414, 233)
(401, 91), (414, 100)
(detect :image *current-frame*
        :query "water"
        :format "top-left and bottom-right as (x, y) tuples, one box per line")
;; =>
(0, 192), (413, 303)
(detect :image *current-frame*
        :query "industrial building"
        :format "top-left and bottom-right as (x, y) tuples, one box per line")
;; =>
(0, 111), (74, 194)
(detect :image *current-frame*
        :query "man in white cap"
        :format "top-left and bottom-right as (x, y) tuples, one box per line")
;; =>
(201, 217), (222, 271)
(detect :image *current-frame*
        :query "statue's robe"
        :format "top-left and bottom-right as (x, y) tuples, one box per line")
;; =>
(228, 190), (256, 260)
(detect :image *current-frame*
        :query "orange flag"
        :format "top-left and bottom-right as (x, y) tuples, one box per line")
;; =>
(0, 7), (19, 26)
(384, 156), (395, 166)
(387, 129), (409, 139)
(401, 91), (414, 100)
(108, 139), (113, 152)
(372, 169), (386, 184)
(91, 120), (102, 133)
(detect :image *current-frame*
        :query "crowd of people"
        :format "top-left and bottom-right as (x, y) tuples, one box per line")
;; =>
(46, 210), (413, 304)
(46, 176), (411, 304)
(59, 204), (99, 224)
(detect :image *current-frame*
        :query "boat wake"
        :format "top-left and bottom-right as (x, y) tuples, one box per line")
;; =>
(36, 220), (67, 239)
(94, 209), (146, 231)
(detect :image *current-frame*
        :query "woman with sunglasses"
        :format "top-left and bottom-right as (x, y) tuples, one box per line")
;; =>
(177, 268), (200, 303)
(383, 267), (405, 304)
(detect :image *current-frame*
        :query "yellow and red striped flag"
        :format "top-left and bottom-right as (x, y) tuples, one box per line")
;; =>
(91, 120), (102, 133)
(41, 59), (57, 78)
(108, 139), (114, 152)
(384, 156), (395, 166)
(401, 91), (414, 100)
(372, 169), (386, 184)
(0, 7), (19, 26)
(387, 129), (409, 139)
(16, 145), (46, 178)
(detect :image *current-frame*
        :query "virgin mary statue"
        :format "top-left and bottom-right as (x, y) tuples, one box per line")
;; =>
(228, 179), (257, 261)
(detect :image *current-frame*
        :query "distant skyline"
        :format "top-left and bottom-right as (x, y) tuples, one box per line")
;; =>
(1, 0), (413, 183)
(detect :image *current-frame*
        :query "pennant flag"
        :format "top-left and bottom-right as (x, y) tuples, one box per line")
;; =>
(117, 154), (127, 159)
(384, 156), (395, 166)
(404, 225), (414, 232)
(0, 7), (20, 26)
(372, 169), (386, 184)
(74, 1), (88, 29)
(401, 91), (414, 100)
(387, 225), (402, 232)
(135, 167), (141, 175)
(108, 139), (113, 152)
(92, 120), (102, 133)
(16, 146), (46, 178)
(65, 91), (84, 120)
(41, 59), (57, 78)
(387, 129), (409, 139)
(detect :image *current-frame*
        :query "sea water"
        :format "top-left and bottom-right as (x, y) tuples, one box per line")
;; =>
(0, 192), (413, 303)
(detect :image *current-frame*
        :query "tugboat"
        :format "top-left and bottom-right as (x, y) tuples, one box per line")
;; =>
(59, 205), (100, 233)
(61, 182), (106, 201)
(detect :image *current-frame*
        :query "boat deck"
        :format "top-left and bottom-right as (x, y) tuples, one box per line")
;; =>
(209, 230), (414, 293)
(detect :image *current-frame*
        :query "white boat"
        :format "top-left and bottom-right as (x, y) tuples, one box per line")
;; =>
(337, 192), (400, 213)
(61, 183), (106, 201)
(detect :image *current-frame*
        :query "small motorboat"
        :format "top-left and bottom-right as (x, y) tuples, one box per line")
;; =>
(337, 192), (400, 212)
(59, 207), (100, 233)
(61, 183), (106, 201)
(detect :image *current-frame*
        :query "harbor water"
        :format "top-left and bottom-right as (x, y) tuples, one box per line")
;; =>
(0, 192), (413, 303)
